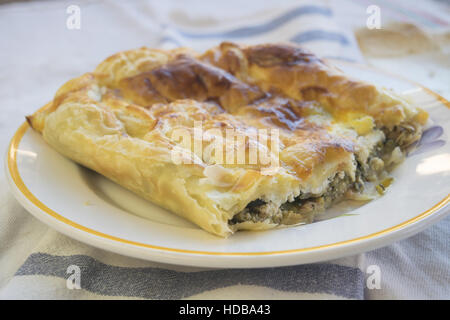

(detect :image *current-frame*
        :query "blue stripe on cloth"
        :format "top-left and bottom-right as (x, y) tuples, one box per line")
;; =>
(290, 30), (350, 45)
(176, 5), (332, 39)
(322, 56), (357, 62)
(16, 253), (365, 299)
(159, 36), (183, 47)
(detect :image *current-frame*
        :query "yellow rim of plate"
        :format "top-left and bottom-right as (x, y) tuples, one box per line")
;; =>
(7, 64), (450, 257)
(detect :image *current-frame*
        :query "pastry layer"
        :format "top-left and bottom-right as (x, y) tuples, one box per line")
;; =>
(27, 42), (428, 237)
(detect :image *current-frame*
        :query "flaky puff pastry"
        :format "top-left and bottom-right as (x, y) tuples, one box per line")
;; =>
(27, 42), (428, 237)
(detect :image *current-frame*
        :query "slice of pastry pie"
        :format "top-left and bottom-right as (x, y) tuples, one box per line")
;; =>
(27, 42), (428, 237)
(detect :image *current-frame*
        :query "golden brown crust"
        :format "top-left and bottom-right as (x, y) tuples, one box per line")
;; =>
(27, 42), (428, 237)
(202, 42), (428, 127)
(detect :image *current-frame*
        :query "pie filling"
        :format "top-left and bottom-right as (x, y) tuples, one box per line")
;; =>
(229, 123), (421, 227)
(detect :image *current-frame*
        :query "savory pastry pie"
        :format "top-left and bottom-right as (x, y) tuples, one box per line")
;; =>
(27, 42), (428, 237)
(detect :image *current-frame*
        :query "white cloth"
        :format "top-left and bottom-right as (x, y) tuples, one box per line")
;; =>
(0, 0), (449, 299)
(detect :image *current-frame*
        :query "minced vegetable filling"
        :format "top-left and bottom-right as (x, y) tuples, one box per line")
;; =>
(230, 172), (351, 226)
(229, 124), (421, 226)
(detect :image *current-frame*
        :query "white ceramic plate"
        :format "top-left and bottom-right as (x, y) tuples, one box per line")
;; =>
(6, 61), (450, 268)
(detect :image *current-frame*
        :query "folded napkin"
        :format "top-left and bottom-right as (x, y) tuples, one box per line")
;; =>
(0, 0), (448, 299)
